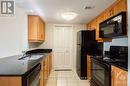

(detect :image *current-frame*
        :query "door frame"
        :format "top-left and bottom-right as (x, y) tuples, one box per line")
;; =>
(53, 24), (74, 70)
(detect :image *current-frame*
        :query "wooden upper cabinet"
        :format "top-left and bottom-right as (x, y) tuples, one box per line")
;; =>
(96, 16), (103, 42)
(91, 19), (97, 30)
(104, 8), (113, 20)
(86, 19), (97, 31)
(86, 0), (127, 42)
(86, 22), (92, 30)
(111, 66), (128, 86)
(103, 0), (127, 20)
(28, 15), (45, 42)
(87, 20), (94, 29)
(114, 0), (127, 15)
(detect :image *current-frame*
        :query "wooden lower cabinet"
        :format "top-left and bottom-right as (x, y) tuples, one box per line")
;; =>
(49, 54), (52, 74)
(87, 55), (91, 80)
(111, 66), (128, 86)
(40, 53), (52, 86)
(0, 77), (22, 86)
(0, 54), (52, 86)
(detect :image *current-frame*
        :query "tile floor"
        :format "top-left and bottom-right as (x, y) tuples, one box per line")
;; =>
(46, 70), (90, 86)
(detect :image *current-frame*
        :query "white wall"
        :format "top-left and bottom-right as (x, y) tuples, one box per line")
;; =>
(104, 38), (128, 51)
(0, 7), (28, 58)
(39, 24), (86, 70)
(39, 24), (54, 49)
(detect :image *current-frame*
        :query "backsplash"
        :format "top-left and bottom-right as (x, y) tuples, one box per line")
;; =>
(104, 37), (128, 51)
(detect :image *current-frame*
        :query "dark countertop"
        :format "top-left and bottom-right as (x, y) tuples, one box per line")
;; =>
(0, 49), (52, 76)
(91, 56), (127, 71)
(111, 62), (127, 71)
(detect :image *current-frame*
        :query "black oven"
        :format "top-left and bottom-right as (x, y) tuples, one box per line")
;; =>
(22, 63), (41, 86)
(91, 58), (111, 86)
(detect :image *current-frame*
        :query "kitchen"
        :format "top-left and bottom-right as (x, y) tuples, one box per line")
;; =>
(0, 0), (129, 86)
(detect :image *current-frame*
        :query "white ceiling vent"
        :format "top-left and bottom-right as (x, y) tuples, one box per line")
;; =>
(84, 6), (95, 10)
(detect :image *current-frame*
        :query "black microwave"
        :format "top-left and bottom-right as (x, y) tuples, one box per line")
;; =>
(99, 12), (127, 38)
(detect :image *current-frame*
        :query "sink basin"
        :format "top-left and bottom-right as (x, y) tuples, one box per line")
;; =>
(29, 55), (43, 60)
(18, 55), (44, 60)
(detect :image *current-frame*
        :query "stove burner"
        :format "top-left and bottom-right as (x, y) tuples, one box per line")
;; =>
(103, 57), (110, 60)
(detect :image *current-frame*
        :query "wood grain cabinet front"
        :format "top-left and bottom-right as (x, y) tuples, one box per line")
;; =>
(111, 66), (128, 86)
(87, 55), (91, 80)
(0, 77), (22, 86)
(28, 15), (45, 43)
(40, 53), (52, 86)
(86, 0), (127, 42)
(114, 0), (127, 15)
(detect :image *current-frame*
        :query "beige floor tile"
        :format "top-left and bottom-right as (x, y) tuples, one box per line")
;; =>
(57, 81), (67, 86)
(79, 81), (90, 86)
(67, 83), (79, 86)
(66, 79), (77, 83)
(47, 78), (57, 83)
(46, 71), (90, 86)
(46, 83), (57, 86)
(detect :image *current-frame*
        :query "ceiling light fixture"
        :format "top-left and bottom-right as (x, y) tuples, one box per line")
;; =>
(61, 12), (78, 21)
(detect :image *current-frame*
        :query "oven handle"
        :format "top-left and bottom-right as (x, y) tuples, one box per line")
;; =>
(91, 58), (111, 70)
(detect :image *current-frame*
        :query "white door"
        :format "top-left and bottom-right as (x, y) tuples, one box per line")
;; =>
(53, 26), (73, 70)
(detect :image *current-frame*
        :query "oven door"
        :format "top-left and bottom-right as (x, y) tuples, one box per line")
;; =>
(23, 63), (41, 86)
(91, 58), (111, 86)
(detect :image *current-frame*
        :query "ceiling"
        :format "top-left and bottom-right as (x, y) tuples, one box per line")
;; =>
(16, 0), (116, 24)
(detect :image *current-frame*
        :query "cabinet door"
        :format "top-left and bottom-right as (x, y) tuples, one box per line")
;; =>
(98, 13), (105, 24)
(40, 60), (44, 86)
(49, 53), (52, 72)
(96, 15), (104, 42)
(111, 66), (128, 86)
(28, 16), (39, 41)
(87, 20), (97, 30)
(87, 22), (92, 29)
(104, 8), (114, 19)
(43, 59), (47, 85)
(48, 54), (52, 74)
(42, 22), (45, 41)
(0, 77), (21, 86)
(28, 15), (45, 42)
(91, 19), (97, 30)
(87, 55), (91, 80)
(37, 19), (44, 41)
(114, 0), (127, 15)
